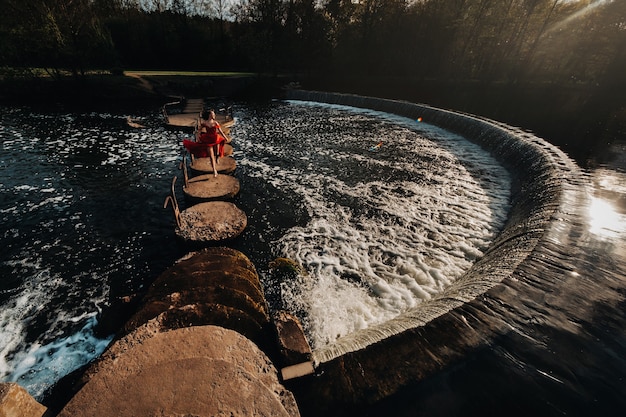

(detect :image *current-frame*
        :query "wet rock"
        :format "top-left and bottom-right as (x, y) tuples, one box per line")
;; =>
(340, 271), (364, 286)
(268, 257), (307, 281)
(0, 383), (46, 417)
(183, 173), (240, 204)
(176, 201), (247, 242)
(273, 310), (312, 366)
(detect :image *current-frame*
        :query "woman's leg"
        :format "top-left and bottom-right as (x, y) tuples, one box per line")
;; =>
(208, 146), (218, 177)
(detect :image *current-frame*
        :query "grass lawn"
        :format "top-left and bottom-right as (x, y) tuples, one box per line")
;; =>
(124, 70), (257, 77)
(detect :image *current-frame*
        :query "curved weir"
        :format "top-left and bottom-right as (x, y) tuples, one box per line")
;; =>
(285, 90), (584, 365)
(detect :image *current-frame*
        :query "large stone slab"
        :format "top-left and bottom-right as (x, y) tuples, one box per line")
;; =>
(123, 248), (269, 342)
(0, 383), (46, 417)
(58, 325), (300, 417)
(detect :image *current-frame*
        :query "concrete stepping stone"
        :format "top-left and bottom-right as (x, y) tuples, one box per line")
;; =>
(190, 155), (237, 175)
(164, 177), (247, 243)
(180, 155), (240, 203)
(58, 325), (300, 417)
(175, 200), (247, 242)
(122, 248), (269, 342)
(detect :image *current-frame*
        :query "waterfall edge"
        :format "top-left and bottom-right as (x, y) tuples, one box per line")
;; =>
(284, 90), (574, 364)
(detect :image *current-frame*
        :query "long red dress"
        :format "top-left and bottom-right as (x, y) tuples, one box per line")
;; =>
(183, 123), (226, 158)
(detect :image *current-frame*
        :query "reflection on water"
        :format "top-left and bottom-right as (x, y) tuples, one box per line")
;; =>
(588, 161), (626, 259)
(588, 196), (625, 239)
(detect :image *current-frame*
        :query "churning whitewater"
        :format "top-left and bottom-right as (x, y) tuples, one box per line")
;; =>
(234, 102), (511, 349)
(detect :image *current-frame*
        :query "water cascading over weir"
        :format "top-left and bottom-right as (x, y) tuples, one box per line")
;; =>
(283, 90), (586, 412)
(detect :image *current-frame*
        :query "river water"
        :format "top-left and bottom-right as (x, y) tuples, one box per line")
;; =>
(0, 100), (625, 415)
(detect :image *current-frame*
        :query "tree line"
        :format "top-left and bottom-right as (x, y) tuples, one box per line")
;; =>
(1, 0), (624, 88)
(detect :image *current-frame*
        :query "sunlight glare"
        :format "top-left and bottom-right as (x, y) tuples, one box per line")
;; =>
(588, 196), (625, 239)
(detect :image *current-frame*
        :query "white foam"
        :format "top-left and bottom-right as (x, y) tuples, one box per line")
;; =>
(6, 316), (112, 399)
(0, 103), (510, 394)
(0, 260), (113, 399)
(238, 102), (511, 349)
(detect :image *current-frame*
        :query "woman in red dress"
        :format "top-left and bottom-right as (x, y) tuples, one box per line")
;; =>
(183, 109), (228, 177)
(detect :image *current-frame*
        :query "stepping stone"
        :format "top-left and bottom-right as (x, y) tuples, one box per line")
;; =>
(165, 178), (247, 243)
(180, 154), (239, 204)
(165, 113), (198, 128)
(190, 156), (237, 175)
(122, 248), (270, 339)
(176, 200), (247, 242)
(183, 174), (240, 203)
(57, 325), (300, 417)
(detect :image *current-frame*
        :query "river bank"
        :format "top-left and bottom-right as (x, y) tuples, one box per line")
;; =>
(0, 71), (285, 111)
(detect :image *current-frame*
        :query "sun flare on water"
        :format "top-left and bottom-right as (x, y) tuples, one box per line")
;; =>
(588, 196), (625, 239)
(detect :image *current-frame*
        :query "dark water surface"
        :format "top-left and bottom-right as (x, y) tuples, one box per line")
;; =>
(1, 101), (625, 416)
(0, 107), (187, 397)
